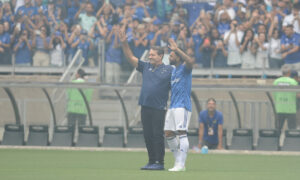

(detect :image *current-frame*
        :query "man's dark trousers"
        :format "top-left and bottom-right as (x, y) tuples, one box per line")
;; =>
(141, 106), (166, 165)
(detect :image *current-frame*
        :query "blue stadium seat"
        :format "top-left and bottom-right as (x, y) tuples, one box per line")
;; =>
(256, 129), (279, 151)
(26, 125), (49, 146)
(1, 124), (24, 146)
(76, 126), (100, 147)
(126, 127), (145, 148)
(282, 130), (300, 151)
(102, 126), (124, 147)
(51, 125), (74, 147)
(229, 129), (253, 150)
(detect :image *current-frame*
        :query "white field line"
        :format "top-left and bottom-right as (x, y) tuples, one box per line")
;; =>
(1, 146), (300, 156)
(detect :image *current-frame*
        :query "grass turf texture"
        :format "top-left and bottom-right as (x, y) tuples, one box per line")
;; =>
(0, 149), (299, 180)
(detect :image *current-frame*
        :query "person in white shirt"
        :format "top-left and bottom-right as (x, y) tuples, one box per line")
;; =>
(240, 29), (256, 69)
(224, 20), (244, 67)
(268, 16), (283, 69)
(217, 0), (236, 21)
(282, 5), (300, 35)
(254, 33), (269, 69)
(49, 31), (66, 67)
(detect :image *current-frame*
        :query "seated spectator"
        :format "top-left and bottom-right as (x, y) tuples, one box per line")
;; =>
(49, 31), (66, 67)
(198, 98), (224, 150)
(32, 25), (50, 66)
(240, 29), (256, 69)
(280, 25), (300, 70)
(13, 29), (32, 66)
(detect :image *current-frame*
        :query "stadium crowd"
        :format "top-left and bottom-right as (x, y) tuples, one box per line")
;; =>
(1, 0), (300, 72)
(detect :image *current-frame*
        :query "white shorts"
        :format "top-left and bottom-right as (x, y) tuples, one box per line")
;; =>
(164, 108), (192, 132)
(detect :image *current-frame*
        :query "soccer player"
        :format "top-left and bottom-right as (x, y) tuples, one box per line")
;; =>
(119, 30), (173, 170)
(165, 39), (195, 172)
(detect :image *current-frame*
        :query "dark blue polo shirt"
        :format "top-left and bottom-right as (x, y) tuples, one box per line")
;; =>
(137, 60), (173, 110)
(199, 110), (224, 144)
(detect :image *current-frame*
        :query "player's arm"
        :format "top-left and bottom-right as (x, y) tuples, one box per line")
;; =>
(119, 29), (139, 68)
(198, 122), (204, 149)
(217, 124), (223, 150)
(168, 38), (195, 69)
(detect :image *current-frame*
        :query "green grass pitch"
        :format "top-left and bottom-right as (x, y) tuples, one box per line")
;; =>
(0, 149), (299, 180)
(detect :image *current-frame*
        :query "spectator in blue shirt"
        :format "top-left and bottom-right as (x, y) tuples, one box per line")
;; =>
(0, 2), (14, 24)
(148, 20), (162, 47)
(281, 25), (300, 69)
(0, 23), (11, 65)
(133, 0), (150, 22)
(133, 23), (148, 59)
(16, 0), (36, 17)
(13, 29), (33, 66)
(211, 28), (228, 68)
(105, 24), (122, 84)
(183, 2), (213, 26)
(217, 11), (231, 37)
(68, 24), (81, 63)
(198, 98), (224, 150)
(33, 0), (48, 16)
(77, 30), (93, 66)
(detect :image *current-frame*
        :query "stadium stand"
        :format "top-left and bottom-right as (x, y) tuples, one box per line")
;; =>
(102, 126), (124, 147)
(1, 124), (24, 146)
(126, 127), (145, 148)
(76, 126), (100, 147)
(256, 129), (280, 151)
(26, 125), (49, 146)
(50, 125), (74, 147)
(229, 129), (253, 150)
(282, 130), (300, 151)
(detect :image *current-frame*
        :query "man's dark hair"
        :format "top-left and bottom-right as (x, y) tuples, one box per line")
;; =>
(207, 97), (216, 104)
(150, 46), (164, 56)
(286, 24), (294, 29)
(77, 69), (86, 78)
